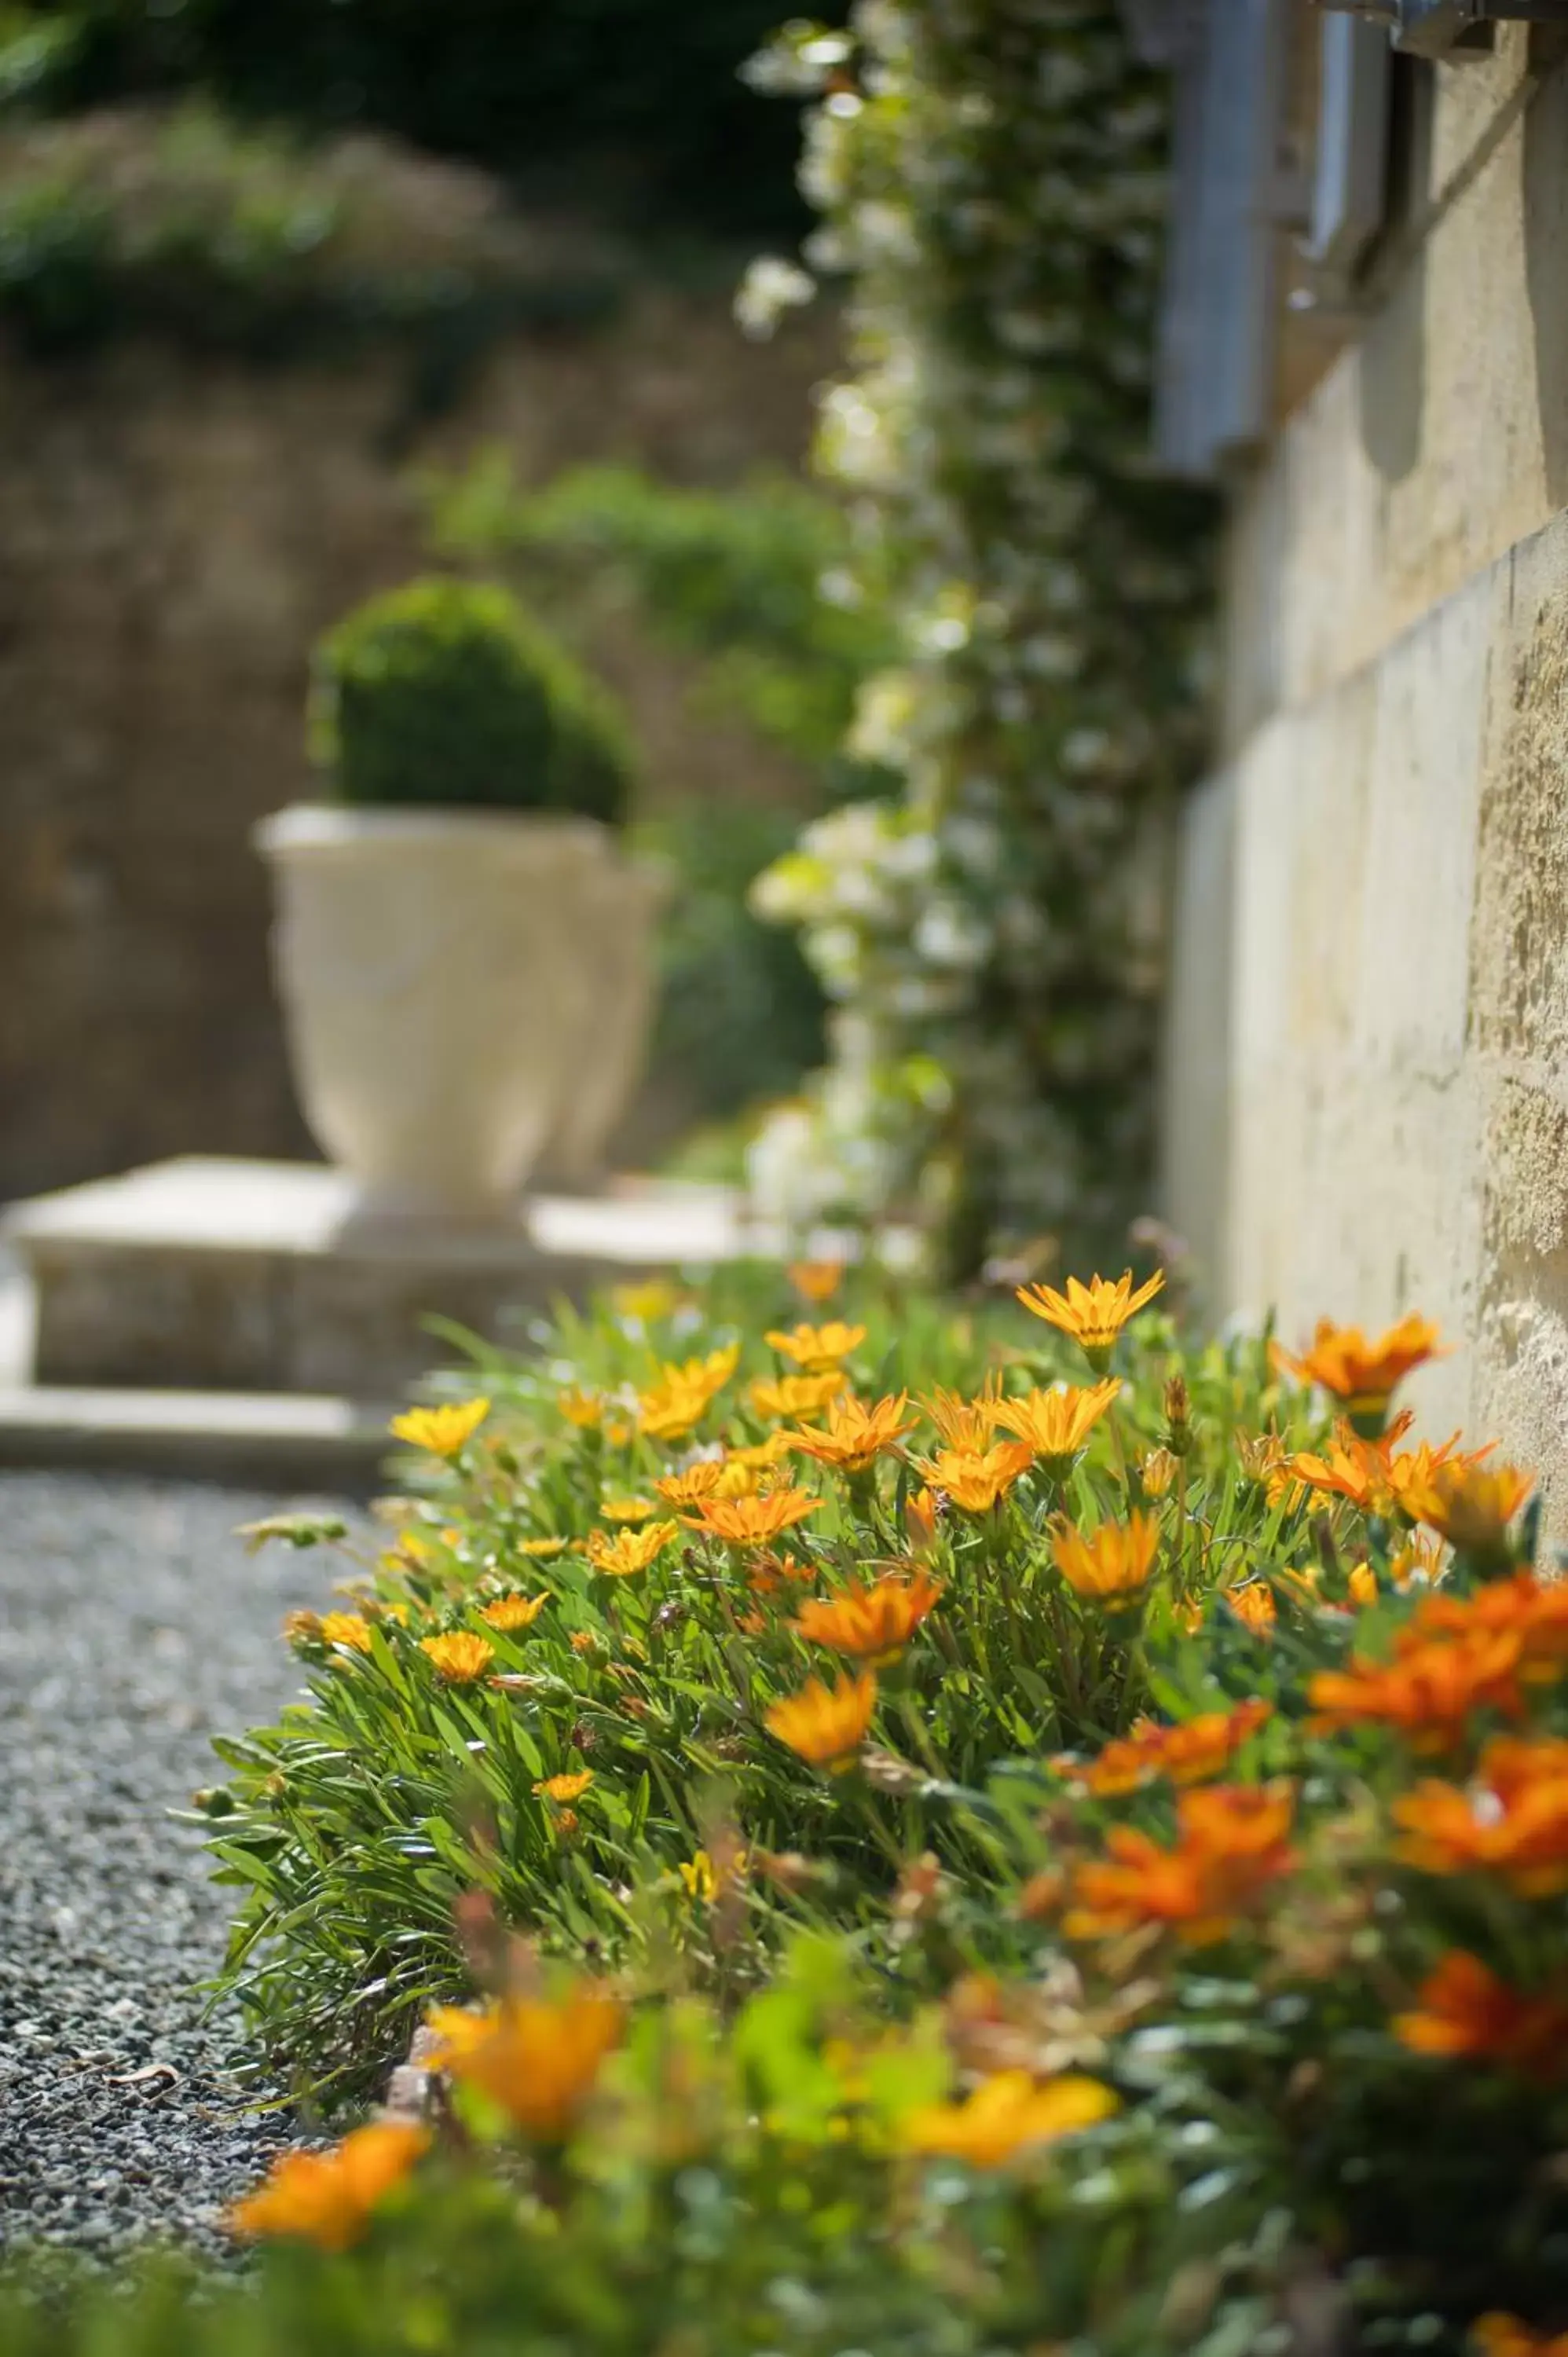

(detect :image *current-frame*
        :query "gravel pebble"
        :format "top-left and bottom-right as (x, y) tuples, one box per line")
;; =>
(0, 1472), (352, 2259)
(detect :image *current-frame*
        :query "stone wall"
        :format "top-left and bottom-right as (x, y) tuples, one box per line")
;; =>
(1163, 25), (1568, 1520)
(0, 128), (831, 1202)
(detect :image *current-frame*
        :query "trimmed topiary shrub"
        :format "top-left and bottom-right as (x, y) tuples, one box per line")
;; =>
(309, 576), (634, 825)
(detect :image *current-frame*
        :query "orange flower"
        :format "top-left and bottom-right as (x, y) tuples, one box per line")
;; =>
(1014, 1269), (1165, 1365)
(793, 1569), (943, 1665)
(747, 1550), (811, 1598)
(1406, 1461), (1533, 1557)
(1064, 1783), (1297, 1946)
(600, 1496), (657, 1524)
(787, 1391), (917, 1473)
(1050, 1512), (1160, 1602)
(1233, 1428), (1289, 1487)
(724, 1433), (796, 1475)
(764, 1669), (877, 1771)
(764, 1320), (867, 1372)
(684, 1489), (819, 1545)
(1226, 1582), (1277, 1635)
(992, 1378), (1121, 1476)
(1392, 1951), (1568, 2075)
(419, 1631), (496, 1683)
(788, 1258), (846, 1303)
(636, 1377), (713, 1443)
(1140, 1446), (1178, 1498)
(918, 1441), (1033, 1516)
(1409, 1572), (1568, 1682)
(906, 1485), (943, 1552)
(319, 1610), (374, 1654)
(584, 1520), (681, 1577)
(389, 1396), (490, 1457)
(1067, 1702), (1273, 1797)
(1291, 1413), (1489, 1517)
(480, 1593), (549, 1633)
(921, 1379), (1006, 1453)
(1394, 1736), (1568, 1893)
(1273, 1314), (1443, 1426)
(426, 1985), (623, 2141)
(747, 1370), (848, 1424)
(1472, 2319), (1568, 2357)
(558, 1387), (605, 1429)
(533, 1769), (595, 1802)
(903, 2070), (1116, 2167)
(229, 2121), (427, 2249)
(1307, 1629), (1522, 1750)
(654, 1461), (728, 1508)
(519, 1536), (570, 1560)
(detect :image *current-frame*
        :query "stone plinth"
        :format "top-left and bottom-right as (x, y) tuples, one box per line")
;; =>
(4, 1157), (762, 1398)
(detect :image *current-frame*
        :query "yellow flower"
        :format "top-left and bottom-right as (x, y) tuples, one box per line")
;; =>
(533, 1769), (595, 1802)
(419, 1631), (496, 1683)
(746, 1370), (848, 1423)
(319, 1610), (374, 1654)
(764, 1670), (878, 1772)
(1050, 1512), (1160, 1601)
(793, 1570), (943, 1665)
(610, 1280), (680, 1323)
(601, 1496), (657, 1524)
(1407, 1461), (1533, 1558)
(788, 1258), (846, 1303)
(584, 1520), (681, 1577)
(764, 1321), (868, 1372)
(282, 1608), (324, 1648)
(654, 1461), (728, 1508)
(1273, 1314), (1443, 1425)
(683, 1489), (820, 1545)
(678, 1846), (749, 1901)
(229, 2121), (427, 2249)
(426, 1985), (623, 2142)
(1140, 1446), (1178, 1497)
(1347, 1561), (1379, 1607)
(921, 1378), (1006, 1453)
(727, 1432), (800, 1473)
(918, 1441), (1034, 1516)
(992, 1379), (1121, 1476)
(1014, 1270), (1165, 1365)
(519, 1536), (570, 1560)
(903, 2071), (1117, 2167)
(559, 1387), (605, 1429)
(786, 1392), (917, 1473)
(480, 1593), (549, 1633)
(388, 1396), (491, 1457)
(636, 1376), (710, 1442)
(1227, 1581), (1277, 1635)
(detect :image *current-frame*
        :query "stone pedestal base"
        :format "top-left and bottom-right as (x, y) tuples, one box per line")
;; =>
(4, 1157), (760, 1398)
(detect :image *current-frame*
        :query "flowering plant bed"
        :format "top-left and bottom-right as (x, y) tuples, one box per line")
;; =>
(9, 1260), (1568, 2355)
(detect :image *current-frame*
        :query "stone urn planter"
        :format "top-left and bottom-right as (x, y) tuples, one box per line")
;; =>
(255, 804), (619, 1222)
(536, 855), (669, 1189)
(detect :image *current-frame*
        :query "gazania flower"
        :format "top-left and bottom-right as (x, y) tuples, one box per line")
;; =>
(425, 1985), (623, 2142)
(1050, 1512), (1160, 1602)
(1226, 1582), (1277, 1634)
(519, 1535), (570, 1560)
(918, 1441), (1033, 1516)
(725, 1433), (796, 1474)
(419, 1631), (496, 1683)
(282, 1608), (324, 1648)
(764, 1320), (867, 1372)
(389, 1396), (490, 1457)
(533, 1770), (594, 1802)
(1405, 1461), (1533, 1559)
(921, 1379), (1006, 1453)
(610, 1279), (680, 1324)
(746, 1370), (848, 1423)
(1308, 1629), (1522, 1750)
(747, 1550), (811, 1599)
(764, 1669), (877, 1771)
(679, 1845), (749, 1902)
(601, 1496), (657, 1524)
(584, 1520), (680, 1578)
(1233, 1427), (1289, 1486)
(1014, 1269), (1165, 1366)
(1410, 1571), (1568, 1679)
(903, 2069), (1116, 2167)
(787, 1391), (916, 1473)
(654, 1460), (727, 1508)
(793, 1570), (943, 1665)
(789, 1258), (846, 1304)
(1273, 1314), (1442, 1428)
(684, 1489), (819, 1545)
(906, 1486), (942, 1552)
(993, 1378), (1120, 1477)
(1392, 1951), (1568, 2074)
(480, 1593), (549, 1633)
(1471, 2318), (1568, 2357)
(229, 2121), (427, 2249)
(1067, 1702), (1273, 1797)
(1064, 1783), (1297, 1945)
(319, 1610), (374, 1654)
(636, 1376), (713, 1443)
(558, 1387), (604, 1429)
(1394, 1736), (1568, 1893)
(1140, 1446), (1178, 1498)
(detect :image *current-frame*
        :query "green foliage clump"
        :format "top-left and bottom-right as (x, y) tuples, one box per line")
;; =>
(742, 4), (1218, 1270)
(310, 577), (634, 825)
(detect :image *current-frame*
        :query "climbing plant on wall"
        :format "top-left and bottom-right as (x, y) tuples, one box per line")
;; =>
(744, 0), (1215, 1275)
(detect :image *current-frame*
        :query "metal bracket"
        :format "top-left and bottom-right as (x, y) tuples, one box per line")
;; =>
(1312, 0), (1568, 58)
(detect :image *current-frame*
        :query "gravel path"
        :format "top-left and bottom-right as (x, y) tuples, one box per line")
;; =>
(0, 1472), (349, 2260)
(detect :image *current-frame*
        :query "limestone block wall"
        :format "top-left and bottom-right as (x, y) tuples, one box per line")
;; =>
(1163, 26), (1568, 1508)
